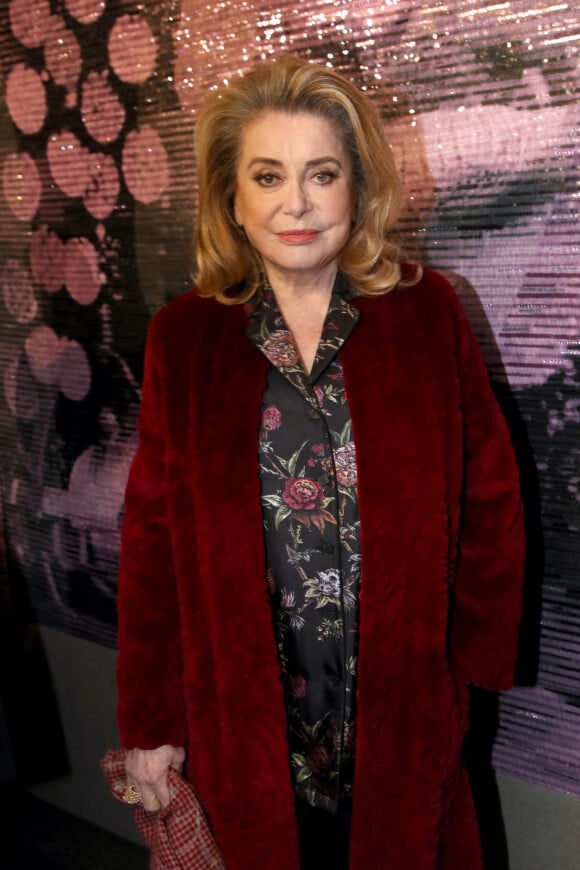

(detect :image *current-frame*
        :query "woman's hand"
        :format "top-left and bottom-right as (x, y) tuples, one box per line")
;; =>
(125, 744), (186, 812)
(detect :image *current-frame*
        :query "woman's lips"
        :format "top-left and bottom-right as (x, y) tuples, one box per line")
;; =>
(276, 230), (320, 243)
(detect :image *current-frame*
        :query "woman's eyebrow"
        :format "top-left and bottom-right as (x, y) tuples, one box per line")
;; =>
(246, 157), (282, 169)
(246, 156), (343, 169)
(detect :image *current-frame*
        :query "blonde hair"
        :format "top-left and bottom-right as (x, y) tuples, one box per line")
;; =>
(194, 55), (417, 303)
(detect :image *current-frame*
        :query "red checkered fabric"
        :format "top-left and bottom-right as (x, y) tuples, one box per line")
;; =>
(100, 748), (226, 869)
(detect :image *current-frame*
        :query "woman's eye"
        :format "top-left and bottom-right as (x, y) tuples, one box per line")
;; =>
(313, 170), (337, 184)
(255, 173), (279, 186)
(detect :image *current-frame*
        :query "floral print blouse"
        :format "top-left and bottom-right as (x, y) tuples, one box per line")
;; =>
(245, 274), (362, 814)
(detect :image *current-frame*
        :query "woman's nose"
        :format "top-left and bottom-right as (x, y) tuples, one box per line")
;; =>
(283, 179), (311, 217)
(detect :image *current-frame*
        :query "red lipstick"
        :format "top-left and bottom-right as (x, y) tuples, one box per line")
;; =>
(276, 230), (320, 244)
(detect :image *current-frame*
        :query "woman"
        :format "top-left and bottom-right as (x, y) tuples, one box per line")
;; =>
(116, 56), (524, 869)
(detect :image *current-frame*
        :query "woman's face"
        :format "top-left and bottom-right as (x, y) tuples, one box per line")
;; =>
(234, 111), (355, 289)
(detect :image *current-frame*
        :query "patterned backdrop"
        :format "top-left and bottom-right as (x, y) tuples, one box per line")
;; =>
(0, 0), (578, 796)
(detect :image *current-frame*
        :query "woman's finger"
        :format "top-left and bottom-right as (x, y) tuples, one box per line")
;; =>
(140, 786), (163, 813)
(155, 776), (172, 809)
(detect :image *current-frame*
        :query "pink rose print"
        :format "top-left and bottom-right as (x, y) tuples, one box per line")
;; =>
(6, 64), (47, 135)
(313, 385), (324, 407)
(122, 126), (169, 205)
(9, 0), (52, 50)
(84, 154), (120, 220)
(262, 404), (281, 431)
(334, 442), (357, 488)
(1, 260), (38, 324)
(291, 676), (307, 699)
(47, 131), (91, 198)
(59, 341), (92, 401)
(4, 357), (39, 421)
(25, 325), (62, 385)
(283, 478), (324, 512)
(306, 745), (331, 775)
(25, 325), (91, 401)
(108, 14), (158, 85)
(3, 153), (41, 221)
(30, 226), (65, 293)
(262, 330), (299, 367)
(311, 444), (324, 455)
(64, 0), (105, 25)
(44, 18), (82, 91)
(64, 237), (103, 306)
(81, 71), (126, 145)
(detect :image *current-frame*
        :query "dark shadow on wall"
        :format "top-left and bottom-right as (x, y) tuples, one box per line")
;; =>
(0, 615), (70, 786)
(449, 274), (543, 870)
(466, 690), (509, 870)
(445, 271), (543, 685)
(491, 380), (543, 689)
(0, 483), (69, 786)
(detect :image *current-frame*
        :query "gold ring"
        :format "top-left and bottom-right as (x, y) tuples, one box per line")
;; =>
(123, 785), (142, 805)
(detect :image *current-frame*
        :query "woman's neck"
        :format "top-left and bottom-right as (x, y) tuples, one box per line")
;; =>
(270, 283), (334, 377)
(263, 264), (337, 305)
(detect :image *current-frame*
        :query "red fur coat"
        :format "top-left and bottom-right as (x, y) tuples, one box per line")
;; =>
(116, 268), (524, 869)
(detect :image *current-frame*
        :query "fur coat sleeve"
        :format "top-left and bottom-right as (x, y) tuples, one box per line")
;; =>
(116, 321), (189, 749)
